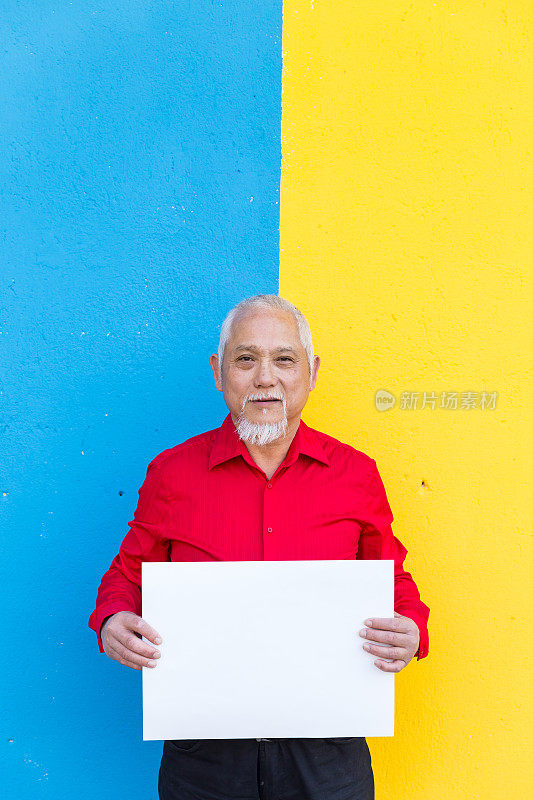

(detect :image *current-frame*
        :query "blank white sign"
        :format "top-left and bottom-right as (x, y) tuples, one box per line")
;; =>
(142, 560), (394, 740)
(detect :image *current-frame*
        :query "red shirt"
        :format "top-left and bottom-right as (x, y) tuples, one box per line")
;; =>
(89, 413), (429, 658)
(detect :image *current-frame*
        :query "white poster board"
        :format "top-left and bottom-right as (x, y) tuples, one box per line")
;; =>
(142, 560), (394, 740)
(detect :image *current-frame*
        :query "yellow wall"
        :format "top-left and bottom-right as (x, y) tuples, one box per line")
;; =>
(280, 2), (532, 797)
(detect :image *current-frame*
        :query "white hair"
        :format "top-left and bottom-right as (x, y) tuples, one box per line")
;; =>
(216, 294), (314, 382)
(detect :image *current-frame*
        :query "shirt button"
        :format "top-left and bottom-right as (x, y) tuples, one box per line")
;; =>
(267, 483), (272, 489)
(267, 527), (272, 533)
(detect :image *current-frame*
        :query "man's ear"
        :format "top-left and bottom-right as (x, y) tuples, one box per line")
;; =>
(209, 353), (222, 391)
(309, 355), (320, 391)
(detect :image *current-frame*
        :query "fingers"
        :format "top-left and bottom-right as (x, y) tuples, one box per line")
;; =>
(113, 642), (159, 669)
(359, 626), (409, 648)
(106, 643), (146, 671)
(106, 639), (159, 670)
(374, 658), (407, 673)
(362, 641), (408, 661)
(103, 612), (163, 669)
(364, 616), (413, 634)
(109, 629), (161, 663)
(359, 617), (419, 671)
(113, 626), (161, 659)
(128, 614), (162, 646)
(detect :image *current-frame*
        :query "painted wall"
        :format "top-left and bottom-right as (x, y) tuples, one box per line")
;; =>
(280, 2), (531, 798)
(2, 1), (530, 798)
(1, 2), (281, 796)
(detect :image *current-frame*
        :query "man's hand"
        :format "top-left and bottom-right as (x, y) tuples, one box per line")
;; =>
(101, 611), (162, 671)
(359, 612), (420, 673)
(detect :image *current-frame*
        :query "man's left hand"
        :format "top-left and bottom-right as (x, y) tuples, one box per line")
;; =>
(359, 612), (420, 673)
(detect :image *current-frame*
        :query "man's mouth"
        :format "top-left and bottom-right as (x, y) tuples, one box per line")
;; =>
(252, 399), (281, 404)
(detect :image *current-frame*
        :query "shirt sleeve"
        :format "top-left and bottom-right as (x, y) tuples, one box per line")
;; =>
(356, 458), (430, 660)
(88, 457), (173, 653)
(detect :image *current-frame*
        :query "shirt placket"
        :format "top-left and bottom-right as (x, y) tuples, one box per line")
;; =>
(257, 470), (278, 741)
(262, 474), (277, 560)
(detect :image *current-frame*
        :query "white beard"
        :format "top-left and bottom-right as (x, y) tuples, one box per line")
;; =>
(235, 394), (288, 446)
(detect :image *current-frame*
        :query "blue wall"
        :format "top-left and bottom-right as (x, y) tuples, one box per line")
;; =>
(0, 2), (281, 795)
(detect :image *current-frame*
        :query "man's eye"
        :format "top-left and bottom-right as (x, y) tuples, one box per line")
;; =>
(237, 356), (293, 363)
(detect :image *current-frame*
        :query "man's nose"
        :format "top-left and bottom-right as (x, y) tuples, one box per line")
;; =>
(254, 359), (277, 386)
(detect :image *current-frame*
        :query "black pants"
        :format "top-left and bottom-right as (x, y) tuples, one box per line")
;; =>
(158, 737), (374, 800)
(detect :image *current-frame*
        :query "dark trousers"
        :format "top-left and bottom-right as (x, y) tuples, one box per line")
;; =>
(158, 738), (374, 800)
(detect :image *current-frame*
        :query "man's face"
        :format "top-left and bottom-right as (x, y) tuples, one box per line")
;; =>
(210, 309), (319, 442)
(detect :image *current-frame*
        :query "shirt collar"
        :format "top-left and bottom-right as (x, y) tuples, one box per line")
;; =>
(208, 412), (331, 471)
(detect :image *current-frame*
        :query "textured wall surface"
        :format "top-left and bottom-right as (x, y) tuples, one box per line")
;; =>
(2, 1), (531, 798)
(280, 1), (531, 798)
(0, 2), (280, 796)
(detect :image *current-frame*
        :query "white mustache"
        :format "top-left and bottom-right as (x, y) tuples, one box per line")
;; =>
(240, 392), (285, 412)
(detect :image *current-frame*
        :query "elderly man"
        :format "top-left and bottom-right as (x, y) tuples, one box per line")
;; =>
(89, 293), (429, 800)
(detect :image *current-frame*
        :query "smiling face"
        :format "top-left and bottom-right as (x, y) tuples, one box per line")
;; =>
(210, 308), (320, 444)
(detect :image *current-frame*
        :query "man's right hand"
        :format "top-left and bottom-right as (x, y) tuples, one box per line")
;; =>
(101, 611), (162, 671)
